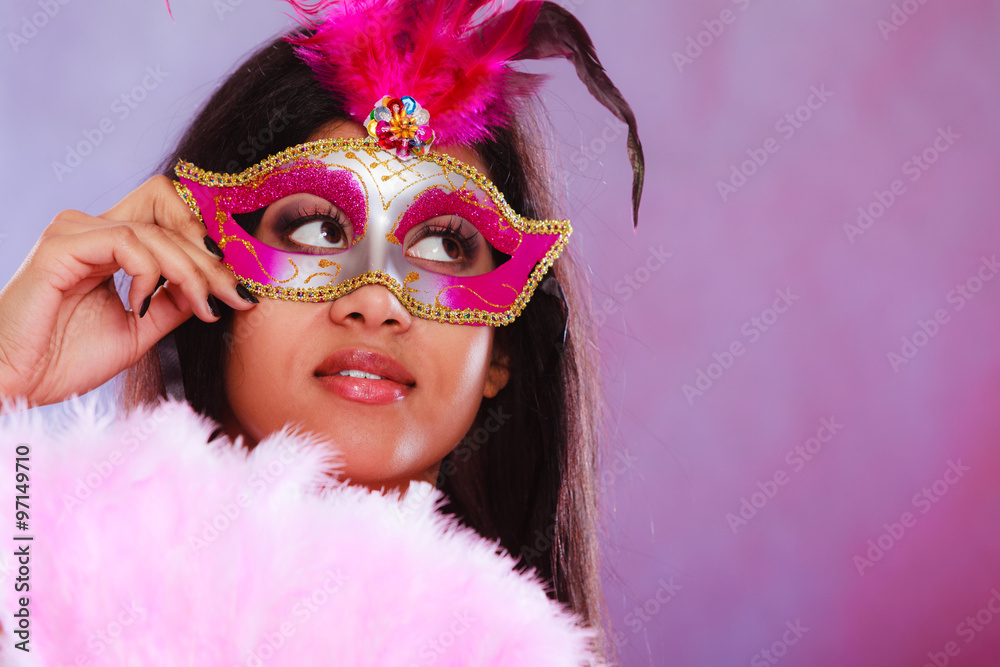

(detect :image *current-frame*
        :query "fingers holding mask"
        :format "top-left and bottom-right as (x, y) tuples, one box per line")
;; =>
(99, 175), (259, 320)
(45, 213), (232, 324)
(0, 177), (259, 406)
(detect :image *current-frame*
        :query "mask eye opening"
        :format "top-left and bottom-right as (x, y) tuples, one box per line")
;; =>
(490, 246), (511, 269)
(232, 209), (266, 236)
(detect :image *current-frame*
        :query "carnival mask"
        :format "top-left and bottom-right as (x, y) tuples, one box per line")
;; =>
(174, 137), (570, 326)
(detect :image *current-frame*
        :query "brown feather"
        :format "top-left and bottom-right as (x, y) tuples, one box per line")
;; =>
(516, 1), (645, 227)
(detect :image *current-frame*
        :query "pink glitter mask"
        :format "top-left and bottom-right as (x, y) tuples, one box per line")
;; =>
(173, 137), (570, 326)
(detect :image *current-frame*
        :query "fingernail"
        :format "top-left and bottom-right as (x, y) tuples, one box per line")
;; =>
(139, 294), (152, 318)
(154, 275), (167, 292)
(235, 283), (259, 304)
(203, 235), (224, 259)
(207, 294), (222, 318)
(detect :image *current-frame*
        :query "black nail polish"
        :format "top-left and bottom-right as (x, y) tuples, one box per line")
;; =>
(203, 235), (224, 260)
(235, 283), (259, 304)
(207, 294), (222, 318)
(154, 275), (167, 292)
(139, 294), (152, 318)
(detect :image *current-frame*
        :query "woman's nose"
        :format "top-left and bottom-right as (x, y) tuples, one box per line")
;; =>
(327, 284), (413, 333)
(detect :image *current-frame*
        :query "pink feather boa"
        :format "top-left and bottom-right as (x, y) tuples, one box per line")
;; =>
(0, 398), (596, 665)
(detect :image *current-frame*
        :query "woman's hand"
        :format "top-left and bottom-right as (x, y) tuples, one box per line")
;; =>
(0, 175), (258, 407)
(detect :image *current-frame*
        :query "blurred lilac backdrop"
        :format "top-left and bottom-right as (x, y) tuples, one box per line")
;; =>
(2, 0), (999, 665)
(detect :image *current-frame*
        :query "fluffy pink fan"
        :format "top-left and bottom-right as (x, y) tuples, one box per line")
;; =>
(0, 398), (597, 664)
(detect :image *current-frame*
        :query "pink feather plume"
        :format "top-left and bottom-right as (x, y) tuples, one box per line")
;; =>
(283, 0), (544, 146)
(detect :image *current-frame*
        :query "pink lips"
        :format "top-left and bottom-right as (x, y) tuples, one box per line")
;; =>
(314, 349), (415, 404)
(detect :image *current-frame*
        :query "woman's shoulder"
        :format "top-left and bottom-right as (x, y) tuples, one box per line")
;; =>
(0, 398), (596, 665)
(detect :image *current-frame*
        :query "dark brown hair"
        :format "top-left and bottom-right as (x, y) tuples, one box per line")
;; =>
(121, 36), (608, 660)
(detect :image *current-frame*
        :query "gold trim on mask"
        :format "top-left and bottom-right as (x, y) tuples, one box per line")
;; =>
(175, 137), (570, 237)
(173, 138), (571, 326)
(227, 244), (567, 326)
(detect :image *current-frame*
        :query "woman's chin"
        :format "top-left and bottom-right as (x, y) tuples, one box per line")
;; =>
(225, 407), (437, 488)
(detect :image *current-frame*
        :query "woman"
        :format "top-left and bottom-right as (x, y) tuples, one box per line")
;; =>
(0, 0), (642, 663)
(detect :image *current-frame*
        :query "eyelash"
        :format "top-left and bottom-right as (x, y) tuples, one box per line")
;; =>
(278, 204), (350, 247)
(408, 216), (480, 259)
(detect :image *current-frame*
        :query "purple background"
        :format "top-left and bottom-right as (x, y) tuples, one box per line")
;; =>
(2, 1), (1000, 665)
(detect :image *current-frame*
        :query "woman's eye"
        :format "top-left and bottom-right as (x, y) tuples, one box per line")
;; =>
(287, 218), (350, 250)
(402, 216), (497, 276)
(407, 235), (465, 262)
(253, 194), (355, 253)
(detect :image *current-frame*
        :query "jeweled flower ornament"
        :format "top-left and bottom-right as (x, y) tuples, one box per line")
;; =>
(367, 95), (435, 159)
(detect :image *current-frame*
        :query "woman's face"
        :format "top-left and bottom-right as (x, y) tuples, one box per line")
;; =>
(222, 121), (509, 490)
